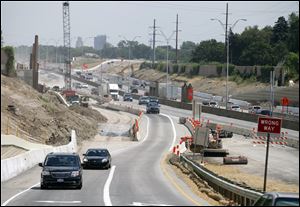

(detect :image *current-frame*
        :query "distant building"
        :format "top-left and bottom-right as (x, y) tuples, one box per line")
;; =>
(94, 35), (106, 50)
(76, 37), (83, 48)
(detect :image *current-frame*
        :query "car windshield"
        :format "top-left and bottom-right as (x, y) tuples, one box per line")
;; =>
(87, 150), (108, 157)
(148, 102), (158, 106)
(45, 155), (78, 167)
(275, 197), (299, 206)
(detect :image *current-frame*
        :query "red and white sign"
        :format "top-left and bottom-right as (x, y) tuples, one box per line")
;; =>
(257, 117), (282, 134)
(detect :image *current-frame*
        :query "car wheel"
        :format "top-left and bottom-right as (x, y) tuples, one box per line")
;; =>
(77, 182), (82, 189)
(41, 183), (47, 189)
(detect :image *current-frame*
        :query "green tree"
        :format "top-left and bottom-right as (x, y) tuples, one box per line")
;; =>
(2, 46), (16, 77)
(179, 41), (196, 63)
(191, 39), (224, 63)
(284, 52), (299, 79)
(238, 26), (274, 65)
(271, 16), (288, 44)
(287, 12), (299, 53)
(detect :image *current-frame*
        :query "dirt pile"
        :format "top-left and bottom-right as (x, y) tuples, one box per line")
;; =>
(203, 163), (299, 193)
(1, 74), (107, 146)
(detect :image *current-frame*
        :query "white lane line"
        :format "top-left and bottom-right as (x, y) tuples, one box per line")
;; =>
(160, 113), (177, 152)
(35, 201), (82, 204)
(103, 165), (116, 206)
(2, 182), (40, 206)
(131, 201), (172, 206)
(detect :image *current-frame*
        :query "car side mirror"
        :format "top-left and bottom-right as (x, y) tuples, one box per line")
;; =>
(38, 163), (43, 167)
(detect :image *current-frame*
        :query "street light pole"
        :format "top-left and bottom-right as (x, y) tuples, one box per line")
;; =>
(160, 30), (175, 99)
(211, 17), (246, 109)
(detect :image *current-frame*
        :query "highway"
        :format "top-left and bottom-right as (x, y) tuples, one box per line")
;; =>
(117, 99), (299, 185)
(1, 112), (205, 206)
(2, 69), (298, 206)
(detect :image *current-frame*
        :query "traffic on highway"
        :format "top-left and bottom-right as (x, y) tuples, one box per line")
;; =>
(1, 1), (299, 206)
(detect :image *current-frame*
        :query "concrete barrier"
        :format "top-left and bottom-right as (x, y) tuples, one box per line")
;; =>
(106, 103), (142, 115)
(136, 113), (147, 142)
(1, 130), (77, 182)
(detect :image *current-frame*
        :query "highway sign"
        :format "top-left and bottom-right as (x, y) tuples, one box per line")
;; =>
(257, 117), (282, 134)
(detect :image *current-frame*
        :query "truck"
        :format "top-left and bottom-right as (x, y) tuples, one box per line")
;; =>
(108, 83), (120, 101)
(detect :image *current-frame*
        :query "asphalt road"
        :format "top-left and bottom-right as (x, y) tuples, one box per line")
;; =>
(118, 99), (299, 185)
(1, 114), (198, 206)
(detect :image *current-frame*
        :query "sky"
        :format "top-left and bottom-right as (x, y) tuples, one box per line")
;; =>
(1, 1), (299, 48)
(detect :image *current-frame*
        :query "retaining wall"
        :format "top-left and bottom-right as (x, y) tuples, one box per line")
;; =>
(1, 130), (77, 182)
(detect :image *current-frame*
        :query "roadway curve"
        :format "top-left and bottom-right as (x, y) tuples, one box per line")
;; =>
(1, 114), (197, 206)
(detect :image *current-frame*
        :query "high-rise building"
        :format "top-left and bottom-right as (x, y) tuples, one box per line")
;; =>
(76, 37), (83, 48)
(94, 35), (106, 50)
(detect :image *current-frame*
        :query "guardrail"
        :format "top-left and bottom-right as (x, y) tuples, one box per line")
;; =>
(180, 155), (263, 206)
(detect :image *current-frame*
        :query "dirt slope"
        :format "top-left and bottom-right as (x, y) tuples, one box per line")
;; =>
(133, 68), (299, 106)
(1, 74), (107, 146)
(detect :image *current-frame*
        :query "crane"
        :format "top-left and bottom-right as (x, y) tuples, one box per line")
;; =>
(62, 1), (71, 90)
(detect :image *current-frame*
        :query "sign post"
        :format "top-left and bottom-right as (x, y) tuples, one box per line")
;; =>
(257, 116), (282, 192)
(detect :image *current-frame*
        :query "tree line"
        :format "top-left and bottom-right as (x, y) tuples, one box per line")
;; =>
(11, 12), (298, 79)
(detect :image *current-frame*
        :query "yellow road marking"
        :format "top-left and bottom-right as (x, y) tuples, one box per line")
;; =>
(160, 153), (204, 206)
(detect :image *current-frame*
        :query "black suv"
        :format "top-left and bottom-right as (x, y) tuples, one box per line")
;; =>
(39, 152), (83, 189)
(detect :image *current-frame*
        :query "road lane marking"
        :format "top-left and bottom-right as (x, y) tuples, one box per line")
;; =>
(2, 182), (40, 206)
(131, 201), (172, 206)
(103, 165), (116, 206)
(35, 201), (82, 204)
(160, 113), (177, 151)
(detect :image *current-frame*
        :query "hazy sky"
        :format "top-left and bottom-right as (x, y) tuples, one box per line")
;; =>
(1, 1), (299, 48)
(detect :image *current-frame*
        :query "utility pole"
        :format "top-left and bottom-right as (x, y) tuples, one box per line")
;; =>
(225, 3), (229, 110)
(225, 3), (228, 64)
(175, 14), (179, 64)
(152, 19), (156, 68)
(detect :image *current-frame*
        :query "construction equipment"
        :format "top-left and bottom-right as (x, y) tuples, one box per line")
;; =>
(223, 156), (248, 165)
(80, 96), (89, 107)
(62, 1), (71, 90)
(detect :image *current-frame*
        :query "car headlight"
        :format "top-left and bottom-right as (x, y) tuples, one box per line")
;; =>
(101, 159), (108, 163)
(83, 158), (88, 162)
(42, 171), (50, 176)
(71, 171), (80, 177)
